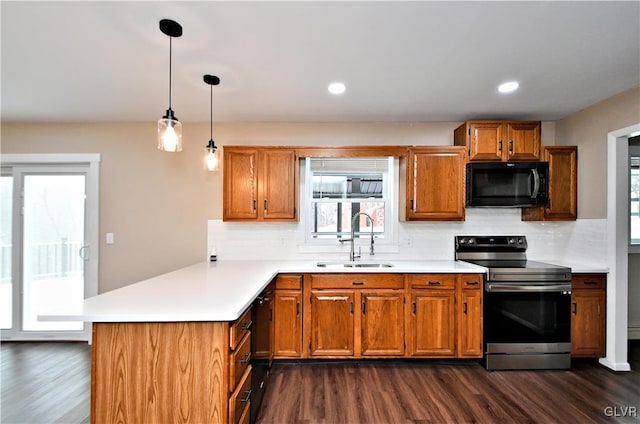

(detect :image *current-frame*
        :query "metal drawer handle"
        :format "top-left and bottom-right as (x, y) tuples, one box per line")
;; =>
(584, 281), (598, 285)
(239, 352), (251, 364)
(240, 389), (252, 403)
(352, 281), (365, 286)
(428, 281), (441, 285)
(241, 320), (252, 331)
(465, 281), (479, 286)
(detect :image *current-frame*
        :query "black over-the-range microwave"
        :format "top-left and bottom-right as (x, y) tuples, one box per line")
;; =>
(465, 161), (549, 207)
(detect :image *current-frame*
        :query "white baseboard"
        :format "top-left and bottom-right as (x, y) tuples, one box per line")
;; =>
(599, 358), (632, 371)
(628, 325), (640, 340)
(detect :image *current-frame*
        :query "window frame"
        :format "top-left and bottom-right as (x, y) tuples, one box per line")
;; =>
(302, 157), (398, 249)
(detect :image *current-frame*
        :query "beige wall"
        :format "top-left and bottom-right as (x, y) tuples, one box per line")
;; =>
(555, 86), (640, 218)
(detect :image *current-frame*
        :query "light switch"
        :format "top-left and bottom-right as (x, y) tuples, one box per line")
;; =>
(106, 232), (114, 244)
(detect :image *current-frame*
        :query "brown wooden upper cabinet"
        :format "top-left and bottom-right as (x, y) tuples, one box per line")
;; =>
(401, 146), (466, 221)
(454, 121), (541, 162)
(223, 147), (298, 221)
(522, 146), (577, 221)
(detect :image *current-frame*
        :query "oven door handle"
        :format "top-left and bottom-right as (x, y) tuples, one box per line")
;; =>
(486, 283), (572, 292)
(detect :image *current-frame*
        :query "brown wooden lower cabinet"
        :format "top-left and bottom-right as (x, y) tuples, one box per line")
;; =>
(571, 274), (606, 357)
(409, 289), (456, 356)
(307, 274), (405, 358)
(407, 273), (483, 358)
(458, 275), (483, 358)
(361, 290), (405, 356)
(91, 319), (247, 424)
(310, 289), (356, 356)
(274, 275), (303, 358)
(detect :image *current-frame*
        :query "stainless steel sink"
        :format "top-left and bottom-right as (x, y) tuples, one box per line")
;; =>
(316, 261), (394, 268)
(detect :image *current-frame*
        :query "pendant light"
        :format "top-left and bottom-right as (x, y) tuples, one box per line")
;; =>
(203, 74), (221, 171)
(157, 19), (183, 152)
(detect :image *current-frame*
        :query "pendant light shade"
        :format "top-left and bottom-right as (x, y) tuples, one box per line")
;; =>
(157, 19), (183, 152)
(203, 74), (220, 171)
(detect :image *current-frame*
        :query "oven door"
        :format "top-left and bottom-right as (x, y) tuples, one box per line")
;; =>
(484, 282), (571, 353)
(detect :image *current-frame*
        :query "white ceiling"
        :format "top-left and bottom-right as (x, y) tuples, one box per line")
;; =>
(2, 1), (639, 123)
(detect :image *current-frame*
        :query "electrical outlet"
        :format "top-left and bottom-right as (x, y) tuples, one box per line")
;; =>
(106, 232), (114, 244)
(405, 237), (413, 247)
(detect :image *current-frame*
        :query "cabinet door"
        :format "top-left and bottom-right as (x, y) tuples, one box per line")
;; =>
(571, 289), (605, 357)
(410, 290), (456, 356)
(458, 288), (483, 357)
(361, 290), (405, 356)
(310, 290), (355, 356)
(469, 121), (504, 161)
(407, 147), (465, 221)
(505, 122), (541, 161)
(545, 146), (577, 220)
(522, 146), (577, 221)
(273, 290), (302, 357)
(223, 148), (259, 220)
(260, 149), (297, 220)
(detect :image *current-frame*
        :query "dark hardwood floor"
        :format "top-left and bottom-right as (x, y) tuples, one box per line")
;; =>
(1, 341), (638, 424)
(257, 344), (640, 424)
(1, 342), (91, 424)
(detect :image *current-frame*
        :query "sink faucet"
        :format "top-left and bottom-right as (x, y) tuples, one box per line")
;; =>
(339, 212), (375, 261)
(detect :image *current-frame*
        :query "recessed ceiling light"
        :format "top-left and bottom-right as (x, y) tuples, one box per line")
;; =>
(328, 82), (346, 95)
(498, 81), (519, 94)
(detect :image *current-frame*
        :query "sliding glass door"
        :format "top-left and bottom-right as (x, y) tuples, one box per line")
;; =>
(1, 158), (98, 340)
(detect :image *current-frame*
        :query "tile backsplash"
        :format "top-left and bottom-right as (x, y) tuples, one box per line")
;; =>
(207, 208), (606, 266)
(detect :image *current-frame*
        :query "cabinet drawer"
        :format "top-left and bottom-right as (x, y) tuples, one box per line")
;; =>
(460, 274), (483, 290)
(409, 274), (456, 289)
(230, 307), (252, 350)
(229, 331), (251, 392)
(229, 366), (252, 424)
(311, 274), (404, 289)
(276, 274), (302, 290)
(572, 274), (606, 290)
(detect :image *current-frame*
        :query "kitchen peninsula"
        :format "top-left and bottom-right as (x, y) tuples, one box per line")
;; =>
(46, 260), (486, 424)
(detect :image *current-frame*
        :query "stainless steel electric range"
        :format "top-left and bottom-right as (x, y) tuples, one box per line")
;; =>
(455, 236), (572, 370)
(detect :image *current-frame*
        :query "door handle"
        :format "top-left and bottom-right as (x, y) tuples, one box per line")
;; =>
(531, 169), (540, 199)
(571, 302), (577, 314)
(296, 302), (300, 316)
(412, 301), (416, 315)
(463, 302), (468, 315)
(78, 245), (89, 261)
(264, 199), (268, 211)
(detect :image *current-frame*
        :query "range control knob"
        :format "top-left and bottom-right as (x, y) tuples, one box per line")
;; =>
(468, 238), (475, 244)
(459, 238), (466, 244)
(517, 238), (525, 244)
(508, 238), (515, 244)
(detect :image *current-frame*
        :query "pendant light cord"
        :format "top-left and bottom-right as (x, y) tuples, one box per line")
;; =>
(168, 37), (172, 109)
(210, 84), (213, 140)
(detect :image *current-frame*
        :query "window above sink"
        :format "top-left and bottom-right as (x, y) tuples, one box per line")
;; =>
(302, 157), (398, 248)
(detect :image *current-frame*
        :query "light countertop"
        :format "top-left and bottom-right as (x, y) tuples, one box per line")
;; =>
(40, 260), (486, 323)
